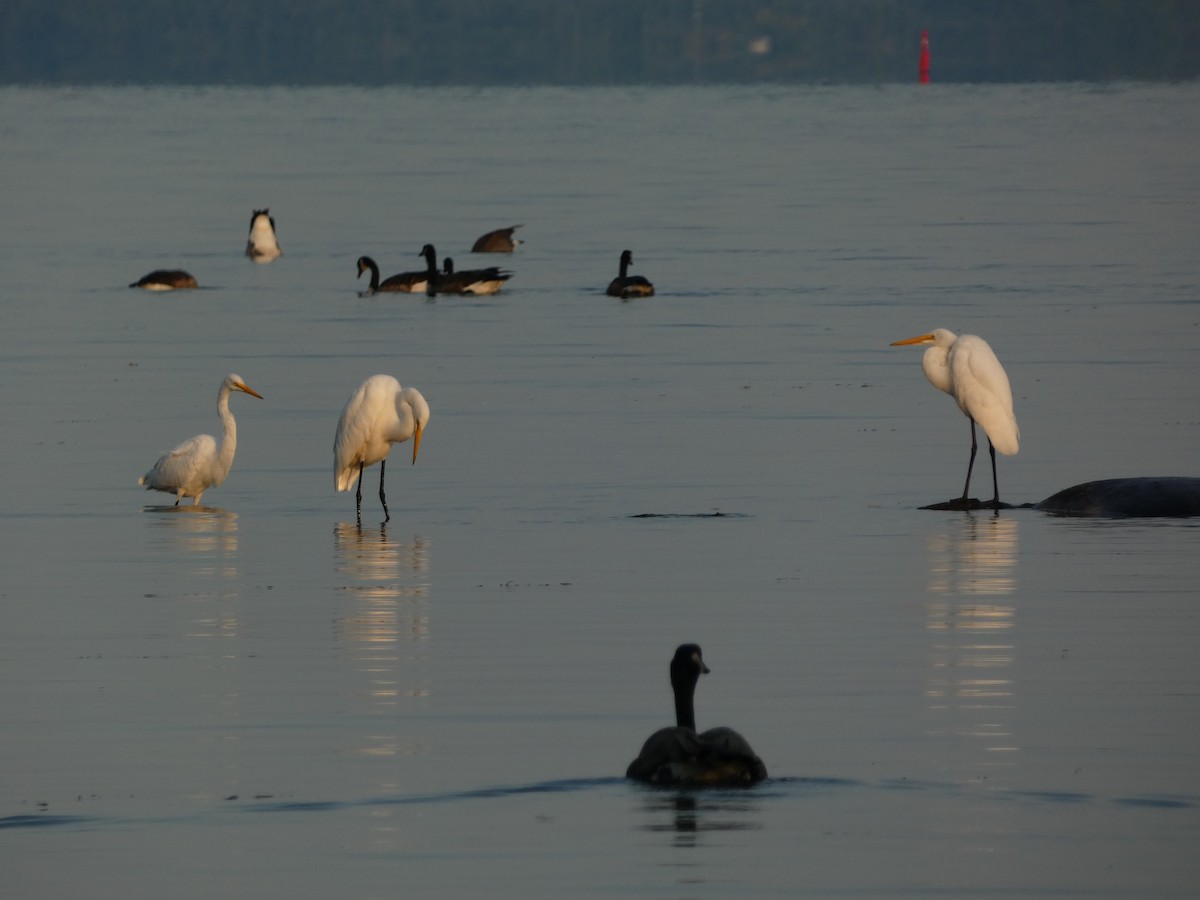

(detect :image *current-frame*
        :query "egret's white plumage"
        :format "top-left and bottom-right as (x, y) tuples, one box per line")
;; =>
(891, 329), (1019, 506)
(245, 209), (281, 261)
(333, 375), (430, 521)
(138, 374), (263, 506)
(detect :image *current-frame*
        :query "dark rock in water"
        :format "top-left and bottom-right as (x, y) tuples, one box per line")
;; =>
(1035, 477), (1200, 518)
(919, 498), (1022, 511)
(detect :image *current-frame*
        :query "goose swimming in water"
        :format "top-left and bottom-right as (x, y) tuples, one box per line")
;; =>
(129, 269), (199, 290)
(437, 257), (512, 295)
(356, 255), (431, 294)
(138, 374), (263, 505)
(471, 225), (523, 253)
(245, 208), (282, 261)
(606, 250), (654, 298)
(626, 644), (767, 787)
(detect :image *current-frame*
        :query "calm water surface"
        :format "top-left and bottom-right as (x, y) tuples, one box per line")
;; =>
(1, 83), (1198, 897)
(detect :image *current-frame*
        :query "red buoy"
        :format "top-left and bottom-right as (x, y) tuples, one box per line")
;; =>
(919, 30), (931, 83)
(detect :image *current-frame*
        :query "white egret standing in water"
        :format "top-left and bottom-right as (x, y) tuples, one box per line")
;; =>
(138, 373), (263, 506)
(333, 375), (430, 521)
(890, 329), (1019, 507)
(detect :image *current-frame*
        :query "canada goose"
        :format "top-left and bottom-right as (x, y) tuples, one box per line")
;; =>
(245, 209), (282, 261)
(356, 256), (430, 294)
(471, 224), (523, 253)
(626, 644), (767, 787)
(129, 269), (199, 290)
(426, 248), (512, 296)
(607, 250), (654, 298)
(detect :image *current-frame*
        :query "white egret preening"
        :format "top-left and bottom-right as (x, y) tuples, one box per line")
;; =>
(138, 374), (264, 506)
(626, 644), (767, 787)
(891, 329), (1019, 507)
(333, 375), (430, 521)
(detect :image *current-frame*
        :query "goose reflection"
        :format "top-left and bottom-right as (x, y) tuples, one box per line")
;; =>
(333, 522), (432, 759)
(636, 792), (764, 848)
(924, 515), (1019, 774)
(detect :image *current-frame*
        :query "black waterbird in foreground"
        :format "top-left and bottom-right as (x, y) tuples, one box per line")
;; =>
(626, 644), (767, 787)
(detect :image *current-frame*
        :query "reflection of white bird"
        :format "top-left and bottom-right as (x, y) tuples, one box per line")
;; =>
(626, 644), (767, 787)
(333, 375), (430, 521)
(891, 329), (1020, 506)
(245, 208), (282, 261)
(139, 374), (264, 506)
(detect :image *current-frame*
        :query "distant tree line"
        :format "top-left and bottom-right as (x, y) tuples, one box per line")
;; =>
(2, 0), (1197, 85)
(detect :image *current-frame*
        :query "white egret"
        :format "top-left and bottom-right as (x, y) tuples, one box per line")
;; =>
(333, 375), (430, 521)
(245, 209), (281, 261)
(138, 373), (263, 505)
(130, 269), (198, 290)
(891, 329), (1020, 507)
(626, 644), (767, 787)
(471, 224), (523, 253)
(606, 250), (654, 298)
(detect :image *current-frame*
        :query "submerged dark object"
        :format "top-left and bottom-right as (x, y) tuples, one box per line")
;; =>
(629, 512), (746, 519)
(626, 644), (767, 787)
(920, 498), (1020, 511)
(1034, 477), (1200, 518)
(129, 269), (198, 290)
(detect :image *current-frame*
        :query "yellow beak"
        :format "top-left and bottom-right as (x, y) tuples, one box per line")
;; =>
(411, 420), (423, 465)
(889, 333), (936, 347)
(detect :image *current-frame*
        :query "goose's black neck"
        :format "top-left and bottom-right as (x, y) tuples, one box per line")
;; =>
(669, 643), (707, 731)
(359, 256), (381, 291)
(421, 244), (438, 274)
(672, 679), (697, 731)
(618, 251), (632, 279)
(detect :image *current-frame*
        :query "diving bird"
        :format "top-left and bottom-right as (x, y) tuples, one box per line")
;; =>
(333, 375), (430, 521)
(355, 255), (430, 294)
(471, 224), (523, 253)
(432, 256), (512, 295)
(890, 329), (1020, 508)
(626, 644), (767, 787)
(606, 250), (654, 298)
(129, 269), (198, 290)
(245, 208), (282, 261)
(138, 374), (263, 506)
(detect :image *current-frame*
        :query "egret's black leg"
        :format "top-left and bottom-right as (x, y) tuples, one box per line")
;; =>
(961, 418), (979, 501)
(355, 461), (364, 519)
(988, 440), (1000, 507)
(379, 459), (390, 522)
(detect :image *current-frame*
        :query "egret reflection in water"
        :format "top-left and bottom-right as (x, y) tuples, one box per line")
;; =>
(333, 522), (433, 760)
(144, 506), (240, 573)
(923, 515), (1019, 777)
